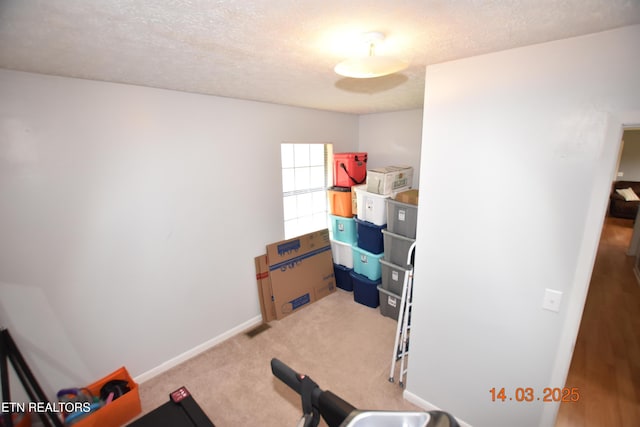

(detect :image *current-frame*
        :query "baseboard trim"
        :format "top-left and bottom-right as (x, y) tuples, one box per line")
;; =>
(403, 390), (439, 411)
(134, 315), (263, 384)
(403, 390), (473, 427)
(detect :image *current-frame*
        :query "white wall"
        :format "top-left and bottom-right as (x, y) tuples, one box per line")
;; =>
(406, 25), (640, 426)
(0, 69), (359, 397)
(358, 109), (423, 187)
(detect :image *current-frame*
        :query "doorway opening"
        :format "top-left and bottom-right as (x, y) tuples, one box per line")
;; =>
(555, 126), (640, 426)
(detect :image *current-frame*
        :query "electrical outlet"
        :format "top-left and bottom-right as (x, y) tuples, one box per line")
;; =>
(618, 172), (624, 177)
(543, 289), (562, 312)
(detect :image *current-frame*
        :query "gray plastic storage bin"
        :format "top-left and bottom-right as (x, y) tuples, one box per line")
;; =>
(386, 199), (418, 238)
(382, 229), (416, 266)
(377, 285), (401, 320)
(380, 259), (411, 295)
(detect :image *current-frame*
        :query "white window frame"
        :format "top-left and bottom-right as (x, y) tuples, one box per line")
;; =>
(281, 143), (333, 239)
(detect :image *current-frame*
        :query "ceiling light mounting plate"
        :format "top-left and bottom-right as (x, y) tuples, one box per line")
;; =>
(334, 31), (408, 79)
(362, 31), (385, 45)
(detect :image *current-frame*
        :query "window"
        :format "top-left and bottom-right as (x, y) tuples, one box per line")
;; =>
(281, 143), (333, 239)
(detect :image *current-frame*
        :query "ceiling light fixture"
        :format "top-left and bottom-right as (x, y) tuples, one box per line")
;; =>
(334, 31), (408, 79)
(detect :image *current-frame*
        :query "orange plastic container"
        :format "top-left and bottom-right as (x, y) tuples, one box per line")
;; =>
(17, 413), (31, 427)
(3, 412), (31, 427)
(73, 366), (141, 427)
(328, 187), (353, 217)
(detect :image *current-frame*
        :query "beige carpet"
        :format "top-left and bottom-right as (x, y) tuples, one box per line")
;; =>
(134, 289), (422, 426)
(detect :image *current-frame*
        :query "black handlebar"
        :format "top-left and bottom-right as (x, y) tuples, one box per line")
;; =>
(271, 358), (459, 427)
(270, 358), (303, 394)
(271, 358), (355, 427)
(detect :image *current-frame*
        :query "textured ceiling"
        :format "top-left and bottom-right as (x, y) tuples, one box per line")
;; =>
(1, 0), (639, 114)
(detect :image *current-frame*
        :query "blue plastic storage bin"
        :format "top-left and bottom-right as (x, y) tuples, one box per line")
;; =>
(350, 271), (380, 308)
(329, 214), (357, 244)
(355, 217), (386, 254)
(333, 263), (354, 291)
(352, 245), (383, 281)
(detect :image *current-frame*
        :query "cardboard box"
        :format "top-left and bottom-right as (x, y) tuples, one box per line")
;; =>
(74, 367), (141, 427)
(265, 229), (336, 320)
(366, 166), (414, 195)
(394, 189), (419, 205)
(254, 254), (276, 323)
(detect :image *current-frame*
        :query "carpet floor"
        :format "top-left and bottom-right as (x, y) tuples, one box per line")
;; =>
(134, 289), (421, 426)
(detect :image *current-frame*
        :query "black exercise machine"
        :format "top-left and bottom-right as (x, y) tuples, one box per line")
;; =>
(0, 328), (64, 427)
(126, 386), (215, 427)
(271, 358), (460, 427)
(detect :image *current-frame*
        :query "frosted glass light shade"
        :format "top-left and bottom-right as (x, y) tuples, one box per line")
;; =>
(334, 55), (408, 78)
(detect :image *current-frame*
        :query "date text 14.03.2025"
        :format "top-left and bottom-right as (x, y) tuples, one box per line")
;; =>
(489, 387), (580, 402)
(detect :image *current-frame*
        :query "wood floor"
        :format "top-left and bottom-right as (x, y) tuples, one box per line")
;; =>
(555, 217), (640, 426)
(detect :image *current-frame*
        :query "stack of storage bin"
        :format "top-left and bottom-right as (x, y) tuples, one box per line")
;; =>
(378, 190), (418, 320)
(330, 213), (357, 291)
(349, 185), (388, 308)
(344, 166), (413, 308)
(329, 153), (367, 292)
(348, 167), (415, 309)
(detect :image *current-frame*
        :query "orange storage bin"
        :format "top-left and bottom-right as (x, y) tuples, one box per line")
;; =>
(328, 186), (353, 217)
(17, 413), (31, 427)
(73, 367), (141, 427)
(2, 412), (31, 427)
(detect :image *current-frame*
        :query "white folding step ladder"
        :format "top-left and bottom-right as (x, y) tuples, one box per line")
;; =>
(388, 241), (416, 388)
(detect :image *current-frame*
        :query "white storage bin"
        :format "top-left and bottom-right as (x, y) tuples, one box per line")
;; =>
(331, 239), (353, 268)
(354, 186), (389, 226)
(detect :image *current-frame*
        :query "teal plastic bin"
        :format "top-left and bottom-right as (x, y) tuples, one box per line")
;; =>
(352, 244), (383, 281)
(329, 214), (357, 244)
